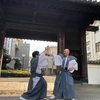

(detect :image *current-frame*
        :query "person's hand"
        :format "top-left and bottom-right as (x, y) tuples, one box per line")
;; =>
(48, 53), (53, 56)
(68, 67), (75, 71)
(41, 69), (45, 76)
(46, 46), (50, 51)
(44, 46), (50, 55)
(45, 46), (49, 51)
(56, 66), (61, 74)
(41, 71), (45, 76)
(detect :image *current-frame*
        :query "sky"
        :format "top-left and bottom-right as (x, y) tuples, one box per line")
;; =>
(23, 39), (57, 56)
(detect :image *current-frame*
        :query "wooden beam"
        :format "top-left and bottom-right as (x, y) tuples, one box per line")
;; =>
(5, 14), (84, 27)
(5, 29), (57, 41)
(2, 0), (100, 18)
(86, 26), (99, 32)
(6, 22), (58, 34)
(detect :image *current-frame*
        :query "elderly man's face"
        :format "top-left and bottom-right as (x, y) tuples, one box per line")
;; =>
(63, 49), (69, 57)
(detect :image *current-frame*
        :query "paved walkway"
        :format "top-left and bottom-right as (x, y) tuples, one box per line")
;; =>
(0, 76), (100, 100)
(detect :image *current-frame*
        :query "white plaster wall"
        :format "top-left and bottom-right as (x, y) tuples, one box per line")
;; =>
(90, 32), (96, 59)
(95, 21), (100, 59)
(96, 32), (100, 42)
(88, 64), (100, 84)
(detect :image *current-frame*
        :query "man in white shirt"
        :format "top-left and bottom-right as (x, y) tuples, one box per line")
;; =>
(19, 47), (49, 100)
(50, 49), (78, 100)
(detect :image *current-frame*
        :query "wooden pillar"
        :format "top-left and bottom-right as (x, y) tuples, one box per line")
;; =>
(0, 26), (5, 76)
(57, 32), (65, 54)
(81, 30), (88, 81)
(0, 4), (6, 76)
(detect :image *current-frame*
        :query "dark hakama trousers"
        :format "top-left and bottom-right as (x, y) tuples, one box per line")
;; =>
(21, 75), (47, 100)
(53, 70), (75, 100)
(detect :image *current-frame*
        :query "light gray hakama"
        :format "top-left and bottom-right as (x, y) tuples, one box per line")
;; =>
(53, 55), (78, 100)
(21, 76), (47, 100)
(20, 52), (48, 100)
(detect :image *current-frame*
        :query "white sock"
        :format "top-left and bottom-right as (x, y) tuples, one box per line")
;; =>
(50, 95), (56, 99)
(72, 99), (75, 100)
(19, 96), (27, 100)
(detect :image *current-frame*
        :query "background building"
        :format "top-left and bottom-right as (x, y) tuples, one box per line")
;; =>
(86, 20), (100, 60)
(15, 43), (30, 71)
(44, 46), (57, 75)
(86, 20), (100, 84)
(5, 38), (12, 55)
(5, 38), (30, 71)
